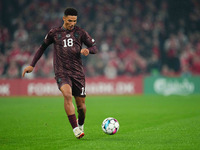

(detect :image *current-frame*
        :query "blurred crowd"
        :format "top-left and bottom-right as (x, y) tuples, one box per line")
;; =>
(0, 0), (200, 79)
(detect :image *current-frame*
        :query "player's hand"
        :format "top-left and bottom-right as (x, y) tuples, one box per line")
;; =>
(81, 48), (89, 56)
(22, 66), (34, 77)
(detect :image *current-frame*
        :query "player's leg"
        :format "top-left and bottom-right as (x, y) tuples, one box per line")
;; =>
(60, 84), (84, 138)
(60, 84), (77, 127)
(75, 96), (86, 130)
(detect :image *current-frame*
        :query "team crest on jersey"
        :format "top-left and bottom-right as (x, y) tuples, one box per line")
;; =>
(66, 34), (70, 38)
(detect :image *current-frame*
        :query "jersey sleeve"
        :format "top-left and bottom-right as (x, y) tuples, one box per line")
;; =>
(30, 29), (54, 67)
(44, 29), (54, 45)
(82, 31), (98, 54)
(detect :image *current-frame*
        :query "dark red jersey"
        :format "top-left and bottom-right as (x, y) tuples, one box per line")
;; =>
(30, 26), (98, 78)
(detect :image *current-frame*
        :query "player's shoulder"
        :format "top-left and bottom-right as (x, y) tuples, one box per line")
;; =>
(74, 26), (87, 33)
(49, 26), (63, 34)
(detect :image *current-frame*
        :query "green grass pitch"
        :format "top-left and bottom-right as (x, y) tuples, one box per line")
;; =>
(0, 95), (200, 150)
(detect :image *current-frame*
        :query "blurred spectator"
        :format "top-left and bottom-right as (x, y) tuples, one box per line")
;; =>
(180, 43), (194, 70)
(42, 51), (54, 78)
(0, 63), (5, 77)
(0, 25), (10, 54)
(7, 42), (21, 64)
(191, 41), (200, 75)
(104, 63), (117, 79)
(14, 23), (29, 43)
(6, 60), (19, 78)
(191, 55), (200, 75)
(164, 34), (181, 73)
(0, 52), (6, 77)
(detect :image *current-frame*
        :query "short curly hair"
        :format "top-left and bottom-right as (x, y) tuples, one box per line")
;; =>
(64, 8), (78, 16)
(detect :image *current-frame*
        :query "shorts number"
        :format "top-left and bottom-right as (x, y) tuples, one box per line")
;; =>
(81, 87), (86, 96)
(63, 38), (73, 47)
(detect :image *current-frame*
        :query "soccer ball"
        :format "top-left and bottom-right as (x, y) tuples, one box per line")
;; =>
(102, 117), (119, 135)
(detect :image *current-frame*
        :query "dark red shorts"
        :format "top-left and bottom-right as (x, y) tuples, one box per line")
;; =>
(55, 75), (86, 97)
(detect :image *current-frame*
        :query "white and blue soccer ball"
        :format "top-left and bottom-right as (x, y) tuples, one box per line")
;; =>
(102, 117), (119, 135)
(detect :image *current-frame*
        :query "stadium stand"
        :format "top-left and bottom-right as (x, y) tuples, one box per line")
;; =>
(0, 0), (200, 78)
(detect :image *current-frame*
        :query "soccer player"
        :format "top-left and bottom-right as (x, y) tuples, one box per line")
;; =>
(22, 8), (98, 139)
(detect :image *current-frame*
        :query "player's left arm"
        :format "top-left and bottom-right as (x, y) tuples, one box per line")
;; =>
(80, 48), (89, 56)
(82, 31), (98, 55)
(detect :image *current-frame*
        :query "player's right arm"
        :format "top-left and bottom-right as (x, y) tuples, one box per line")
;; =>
(22, 29), (54, 77)
(22, 66), (34, 77)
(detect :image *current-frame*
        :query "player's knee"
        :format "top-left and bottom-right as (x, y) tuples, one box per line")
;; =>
(63, 92), (72, 101)
(77, 104), (86, 112)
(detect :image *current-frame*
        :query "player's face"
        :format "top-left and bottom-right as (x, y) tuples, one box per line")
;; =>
(63, 15), (77, 30)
